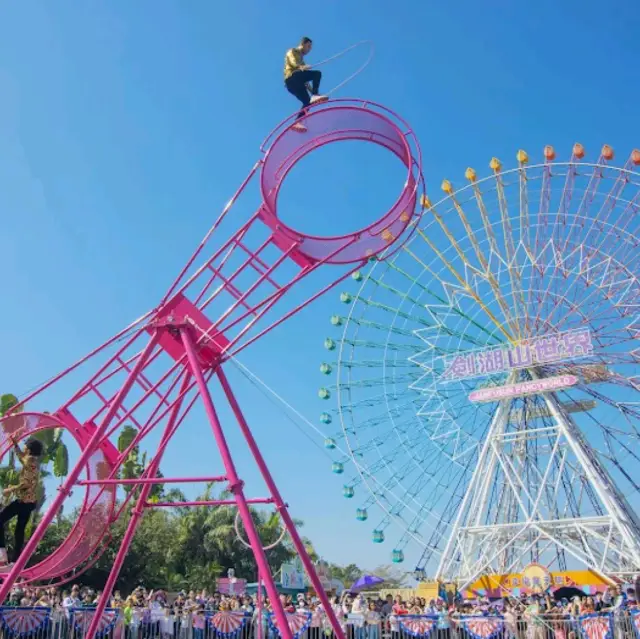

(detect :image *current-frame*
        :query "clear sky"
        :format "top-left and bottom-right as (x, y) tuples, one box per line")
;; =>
(1, 0), (639, 575)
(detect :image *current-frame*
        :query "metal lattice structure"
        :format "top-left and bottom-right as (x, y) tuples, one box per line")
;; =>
(320, 144), (640, 587)
(0, 99), (424, 639)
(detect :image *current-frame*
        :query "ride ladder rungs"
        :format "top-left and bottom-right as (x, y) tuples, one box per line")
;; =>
(76, 475), (228, 487)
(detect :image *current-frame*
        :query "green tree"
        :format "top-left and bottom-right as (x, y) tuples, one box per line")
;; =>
(365, 565), (407, 590)
(328, 563), (363, 587)
(0, 394), (70, 511)
(0, 394), (20, 416)
(2, 417), (316, 592)
(60, 483), (301, 591)
(301, 537), (319, 562)
(116, 425), (171, 501)
(0, 393), (21, 480)
(33, 427), (70, 479)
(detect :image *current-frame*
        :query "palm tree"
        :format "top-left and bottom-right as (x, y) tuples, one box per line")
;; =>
(329, 563), (363, 587)
(0, 393), (69, 513)
(116, 424), (185, 503)
(32, 426), (70, 513)
(33, 478), (321, 592)
(0, 394), (19, 417)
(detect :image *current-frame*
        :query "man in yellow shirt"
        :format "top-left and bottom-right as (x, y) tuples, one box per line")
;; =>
(284, 37), (327, 132)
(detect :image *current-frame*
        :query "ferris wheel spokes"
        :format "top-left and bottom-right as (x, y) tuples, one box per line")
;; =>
(320, 144), (640, 579)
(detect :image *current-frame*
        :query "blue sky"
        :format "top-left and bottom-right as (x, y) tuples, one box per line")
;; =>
(1, 0), (639, 576)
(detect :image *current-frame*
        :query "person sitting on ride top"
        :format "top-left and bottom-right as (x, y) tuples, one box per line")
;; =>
(0, 436), (43, 566)
(284, 36), (328, 133)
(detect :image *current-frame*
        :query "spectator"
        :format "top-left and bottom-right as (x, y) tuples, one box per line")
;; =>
(62, 586), (81, 618)
(381, 595), (393, 617)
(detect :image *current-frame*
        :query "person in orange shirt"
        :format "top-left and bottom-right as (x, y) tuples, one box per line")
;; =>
(0, 437), (43, 565)
(284, 37), (328, 133)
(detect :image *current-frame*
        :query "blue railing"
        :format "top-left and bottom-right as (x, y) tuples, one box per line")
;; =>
(0, 608), (634, 639)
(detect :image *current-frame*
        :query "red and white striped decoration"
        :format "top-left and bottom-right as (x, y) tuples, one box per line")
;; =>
(461, 617), (504, 639)
(73, 610), (124, 639)
(579, 614), (612, 639)
(207, 612), (247, 636)
(269, 612), (313, 638)
(0, 608), (50, 636)
(399, 617), (437, 637)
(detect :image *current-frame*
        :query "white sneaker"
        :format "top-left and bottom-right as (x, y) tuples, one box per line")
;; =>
(291, 122), (308, 133)
(310, 95), (328, 104)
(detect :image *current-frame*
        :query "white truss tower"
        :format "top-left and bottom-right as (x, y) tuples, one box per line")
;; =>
(436, 371), (640, 589)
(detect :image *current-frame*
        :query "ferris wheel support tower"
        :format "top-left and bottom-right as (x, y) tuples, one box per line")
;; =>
(436, 369), (640, 590)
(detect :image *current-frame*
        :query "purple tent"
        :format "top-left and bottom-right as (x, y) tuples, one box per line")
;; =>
(351, 575), (384, 592)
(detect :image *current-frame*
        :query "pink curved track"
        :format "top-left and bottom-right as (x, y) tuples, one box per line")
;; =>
(0, 98), (425, 639)
(0, 413), (118, 584)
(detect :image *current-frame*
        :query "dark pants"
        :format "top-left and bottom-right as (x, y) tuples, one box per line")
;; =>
(285, 70), (322, 118)
(0, 500), (36, 559)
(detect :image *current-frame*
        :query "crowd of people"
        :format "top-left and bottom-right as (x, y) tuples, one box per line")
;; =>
(2, 582), (640, 639)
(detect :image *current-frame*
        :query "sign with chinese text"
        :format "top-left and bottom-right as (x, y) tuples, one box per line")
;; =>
(442, 329), (593, 382)
(521, 563), (552, 593)
(469, 375), (578, 403)
(463, 569), (611, 599)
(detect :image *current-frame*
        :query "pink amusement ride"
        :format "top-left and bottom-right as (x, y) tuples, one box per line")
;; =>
(0, 99), (425, 639)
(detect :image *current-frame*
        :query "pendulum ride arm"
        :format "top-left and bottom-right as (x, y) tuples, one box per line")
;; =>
(0, 100), (424, 639)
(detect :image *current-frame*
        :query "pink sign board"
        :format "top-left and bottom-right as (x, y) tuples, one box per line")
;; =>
(217, 578), (247, 595)
(442, 329), (592, 382)
(469, 375), (579, 403)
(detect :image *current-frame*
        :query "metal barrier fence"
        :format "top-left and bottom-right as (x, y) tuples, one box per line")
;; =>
(0, 609), (637, 639)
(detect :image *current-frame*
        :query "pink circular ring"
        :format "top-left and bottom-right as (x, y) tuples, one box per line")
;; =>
(259, 99), (425, 265)
(233, 509), (286, 551)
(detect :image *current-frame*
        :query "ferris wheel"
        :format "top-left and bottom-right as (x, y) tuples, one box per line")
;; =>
(318, 144), (640, 587)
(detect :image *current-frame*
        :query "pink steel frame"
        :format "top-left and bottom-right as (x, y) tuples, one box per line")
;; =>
(0, 99), (424, 639)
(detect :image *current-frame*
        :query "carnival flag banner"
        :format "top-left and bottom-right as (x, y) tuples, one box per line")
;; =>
(268, 612), (313, 639)
(628, 611), (640, 639)
(206, 611), (249, 637)
(399, 615), (438, 638)
(0, 607), (50, 637)
(579, 613), (613, 639)
(72, 609), (124, 639)
(460, 616), (505, 639)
